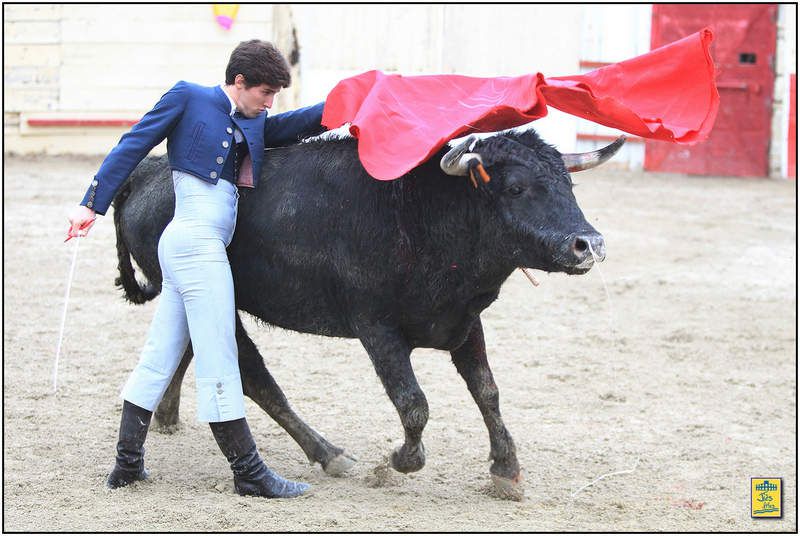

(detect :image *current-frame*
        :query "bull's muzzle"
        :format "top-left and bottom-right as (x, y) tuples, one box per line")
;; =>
(568, 232), (606, 270)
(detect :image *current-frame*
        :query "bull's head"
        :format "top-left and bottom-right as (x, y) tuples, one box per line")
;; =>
(440, 131), (625, 274)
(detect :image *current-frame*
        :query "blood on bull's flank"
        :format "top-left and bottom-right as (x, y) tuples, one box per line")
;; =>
(112, 128), (624, 500)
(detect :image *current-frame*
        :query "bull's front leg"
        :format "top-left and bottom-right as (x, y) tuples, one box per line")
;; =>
(451, 317), (523, 500)
(359, 325), (428, 473)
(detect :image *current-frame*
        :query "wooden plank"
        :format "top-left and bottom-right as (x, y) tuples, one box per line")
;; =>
(64, 4), (270, 22)
(4, 112), (21, 128)
(27, 118), (139, 127)
(3, 21), (61, 44)
(4, 65), (59, 86)
(58, 85), (195, 112)
(4, 87), (59, 112)
(60, 19), (272, 43)
(2, 4), (62, 21)
(789, 74), (796, 178)
(60, 43), (230, 68)
(3, 44), (62, 67)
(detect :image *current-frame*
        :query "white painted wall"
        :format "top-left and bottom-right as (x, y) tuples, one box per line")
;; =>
(292, 4), (583, 151)
(3, 4), (284, 154)
(577, 4), (652, 169)
(4, 4), (794, 176)
(770, 4), (797, 178)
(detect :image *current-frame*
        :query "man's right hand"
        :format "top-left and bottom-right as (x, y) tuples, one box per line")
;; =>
(67, 204), (97, 238)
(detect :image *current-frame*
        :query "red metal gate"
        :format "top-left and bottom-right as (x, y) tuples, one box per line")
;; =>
(646, 4), (777, 177)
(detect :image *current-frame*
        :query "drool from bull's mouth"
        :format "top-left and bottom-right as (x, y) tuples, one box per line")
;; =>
(586, 240), (616, 343)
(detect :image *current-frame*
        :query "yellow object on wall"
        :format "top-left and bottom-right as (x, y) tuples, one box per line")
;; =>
(213, 4), (239, 30)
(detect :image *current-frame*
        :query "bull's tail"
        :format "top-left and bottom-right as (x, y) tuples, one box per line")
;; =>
(112, 180), (158, 304)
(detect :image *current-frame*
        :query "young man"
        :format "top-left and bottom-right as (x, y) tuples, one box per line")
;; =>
(67, 39), (325, 498)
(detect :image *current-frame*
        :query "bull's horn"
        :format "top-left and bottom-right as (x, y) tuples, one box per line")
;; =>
(562, 135), (627, 172)
(441, 135), (483, 176)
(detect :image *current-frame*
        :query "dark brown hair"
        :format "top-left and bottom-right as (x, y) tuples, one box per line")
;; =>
(225, 39), (291, 88)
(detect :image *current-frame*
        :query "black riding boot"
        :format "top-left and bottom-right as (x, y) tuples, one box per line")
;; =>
(209, 418), (310, 498)
(107, 400), (152, 489)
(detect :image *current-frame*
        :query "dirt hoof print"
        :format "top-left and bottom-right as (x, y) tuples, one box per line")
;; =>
(489, 473), (525, 501)
(363, 459), (403, 488)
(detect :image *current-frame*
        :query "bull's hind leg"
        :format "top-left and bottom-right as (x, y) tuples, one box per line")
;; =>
(153, 346), (193, 433)
(451, 318), (523, 500)
(359, 326), (428, 474)
(235, 314), (356, 476)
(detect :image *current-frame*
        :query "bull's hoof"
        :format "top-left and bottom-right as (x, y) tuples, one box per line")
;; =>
(152, 408), (180, 434)
(390, 443), (425, 474)
(322, 451), (357, 477)
(490, 471), (525, 501)
(152, 417), (181, 435)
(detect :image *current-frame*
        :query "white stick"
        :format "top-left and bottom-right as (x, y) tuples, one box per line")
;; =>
(53, 235), (81, 392)
(571, 456), (640, 499)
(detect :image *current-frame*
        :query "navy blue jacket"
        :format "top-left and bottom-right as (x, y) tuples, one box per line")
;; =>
(80, 81), (325, 215)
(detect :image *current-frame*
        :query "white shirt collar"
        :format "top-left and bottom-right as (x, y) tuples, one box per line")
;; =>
(220, 84), (237, 116)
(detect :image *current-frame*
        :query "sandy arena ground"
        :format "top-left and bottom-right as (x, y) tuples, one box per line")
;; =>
(2, 154), (796, 532)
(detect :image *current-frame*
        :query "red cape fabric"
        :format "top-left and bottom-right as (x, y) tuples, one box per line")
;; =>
(321, 28), (719, 181)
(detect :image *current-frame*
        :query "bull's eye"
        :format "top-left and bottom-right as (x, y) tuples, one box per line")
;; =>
(507, 184), (524, 197)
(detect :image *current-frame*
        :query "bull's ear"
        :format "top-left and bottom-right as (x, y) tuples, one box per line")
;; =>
(464, 157), (492, 187)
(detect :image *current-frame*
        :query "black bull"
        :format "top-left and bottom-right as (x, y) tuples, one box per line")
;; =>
(112, 129), (622, 499)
